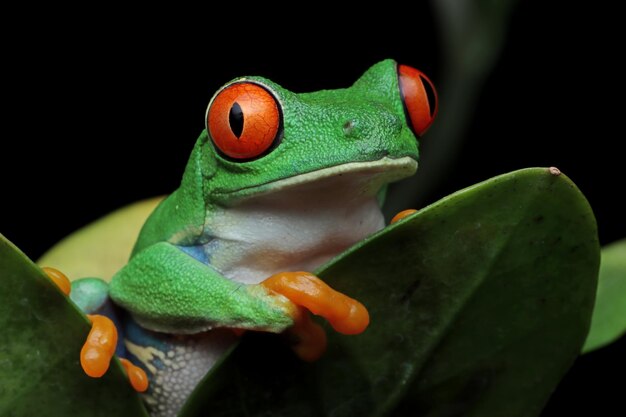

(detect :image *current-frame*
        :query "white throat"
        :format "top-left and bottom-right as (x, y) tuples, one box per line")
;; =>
(205, 157), (416, 284)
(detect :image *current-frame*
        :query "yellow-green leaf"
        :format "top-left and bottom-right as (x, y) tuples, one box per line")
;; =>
(583, 239), (626, 353)
(37, 197), (163, 282)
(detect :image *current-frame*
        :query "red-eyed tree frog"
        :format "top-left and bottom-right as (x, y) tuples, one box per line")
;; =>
(44, 59), (437, 417)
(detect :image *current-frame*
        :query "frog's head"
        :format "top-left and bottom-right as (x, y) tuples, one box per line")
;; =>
(192, 59), (437, 206)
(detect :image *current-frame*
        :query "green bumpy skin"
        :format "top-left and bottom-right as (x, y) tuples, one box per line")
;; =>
(110, 243), (292, 334)
(108, 59), (420, 335)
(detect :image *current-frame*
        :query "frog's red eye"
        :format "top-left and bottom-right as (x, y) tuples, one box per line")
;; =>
(398, 64), (438, 136)
(207, 82), (282, 160)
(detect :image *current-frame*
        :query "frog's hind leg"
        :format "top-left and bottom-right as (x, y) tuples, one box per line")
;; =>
(122, 319), (238, 417)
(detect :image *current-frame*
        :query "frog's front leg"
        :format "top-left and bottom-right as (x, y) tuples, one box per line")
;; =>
(109, 242), (370, 361)
(109, 242), (297, 334)
(42, 268), (148, 392)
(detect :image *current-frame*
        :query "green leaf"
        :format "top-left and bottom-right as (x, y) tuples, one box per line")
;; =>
(0, 234), (149, 417)
(583, 239), (626, 353)
(180, 168), (599, 417)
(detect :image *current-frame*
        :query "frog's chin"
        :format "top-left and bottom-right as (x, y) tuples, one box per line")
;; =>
(204, 156), (417, 284)
(226, 156), (418, 203)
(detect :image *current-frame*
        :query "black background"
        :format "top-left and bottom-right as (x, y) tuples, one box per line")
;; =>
(1, 2), (623, 415)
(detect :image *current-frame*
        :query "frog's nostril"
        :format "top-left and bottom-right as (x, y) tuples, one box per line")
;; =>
(343, 120), (355, 134)
(343, 120), (356, 137)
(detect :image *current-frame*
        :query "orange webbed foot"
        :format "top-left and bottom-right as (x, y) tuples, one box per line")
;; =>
(262, 271), (369, 335)
(42, 268), (117, 378)
(42, 267), (148, 392)
(81, 315), (149, 392)
(42, 267), (116, 378)
(262, 271), (369, 361)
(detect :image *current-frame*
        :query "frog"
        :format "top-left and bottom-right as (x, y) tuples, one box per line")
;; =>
(43, 59), (437, 417)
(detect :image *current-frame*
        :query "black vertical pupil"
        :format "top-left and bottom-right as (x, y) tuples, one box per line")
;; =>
(229, 102), (244, 138)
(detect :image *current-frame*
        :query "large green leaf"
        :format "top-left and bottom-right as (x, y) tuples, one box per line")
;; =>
(0, 234), (149, 417)
(180, 168), (599, 417)
(583, 239), (626, 353)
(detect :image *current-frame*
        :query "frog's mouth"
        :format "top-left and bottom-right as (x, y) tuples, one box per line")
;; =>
(224, 156), (418, 203)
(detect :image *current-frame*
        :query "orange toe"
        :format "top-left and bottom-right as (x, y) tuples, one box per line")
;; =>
(391, 209), (417, 224)
(328, 300), (370, 335)
(42, 267), (71, 296)
(80, 314), (118, 378)
(120, 358), (149, 392)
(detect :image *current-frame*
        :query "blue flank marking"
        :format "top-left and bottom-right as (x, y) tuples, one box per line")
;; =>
(124, 317), (170, 352)
(123, 316), (171, 375)
(177, 244), (210, 264)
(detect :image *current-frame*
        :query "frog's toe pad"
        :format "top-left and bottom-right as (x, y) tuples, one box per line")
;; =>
(391, 209), (417, 224)
(42, 267), (71, 296)
(328, 301), (369, 335)
(120, 358), (149, 392)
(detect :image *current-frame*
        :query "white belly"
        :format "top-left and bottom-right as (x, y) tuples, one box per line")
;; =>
(206, 171), (388, 284)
